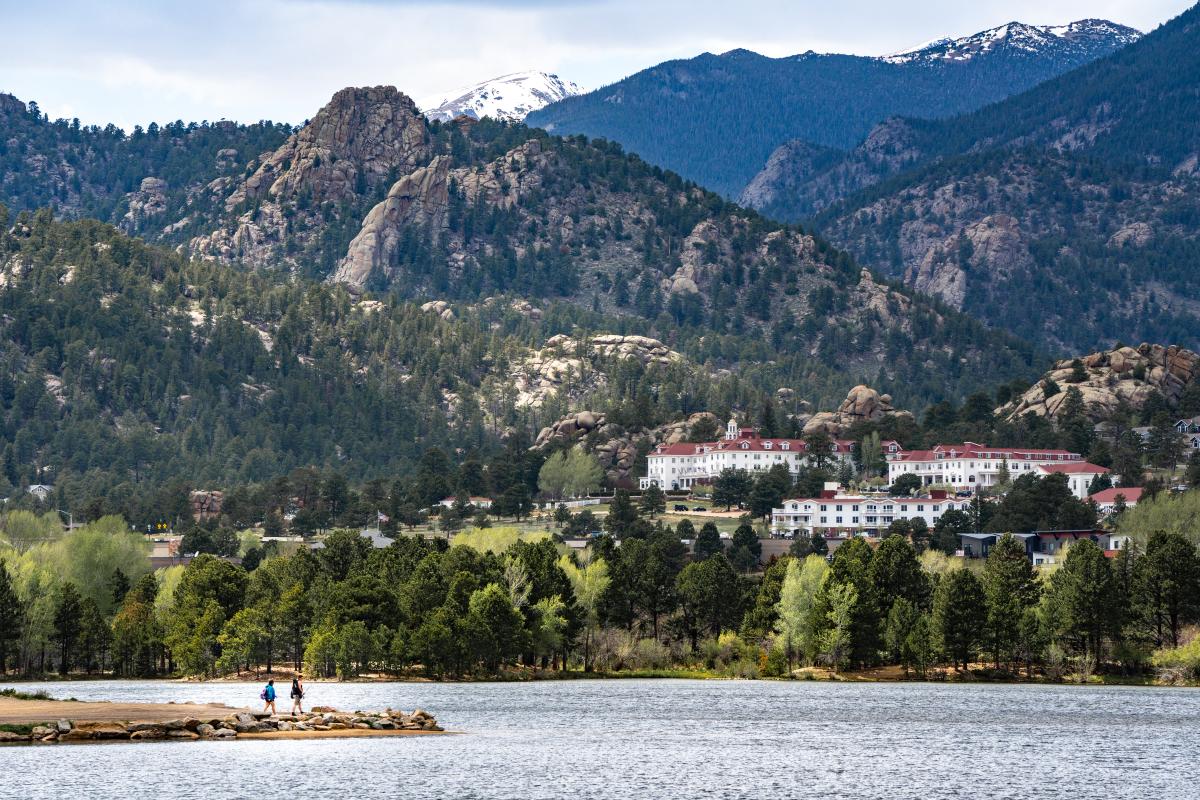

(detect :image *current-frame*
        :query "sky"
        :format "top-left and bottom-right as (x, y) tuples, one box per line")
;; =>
(0, 0), (1192, 131)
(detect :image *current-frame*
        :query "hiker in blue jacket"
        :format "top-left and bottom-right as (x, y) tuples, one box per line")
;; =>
(261, 679), (277, 714)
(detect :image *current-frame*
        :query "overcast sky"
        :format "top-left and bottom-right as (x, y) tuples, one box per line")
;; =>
(1, 0), (1192, 130)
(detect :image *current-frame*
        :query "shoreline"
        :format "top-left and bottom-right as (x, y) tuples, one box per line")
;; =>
(3, 668), (1189, 688)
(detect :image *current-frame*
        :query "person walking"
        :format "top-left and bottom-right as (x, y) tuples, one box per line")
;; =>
(290, 676), (305, 715)
(261, 679), (277, 714)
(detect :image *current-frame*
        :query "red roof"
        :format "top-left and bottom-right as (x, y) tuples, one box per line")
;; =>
(1089, 487), (1143, 504)
(892, 443), (1079, 462)
(651, 437), (856, 456)
(1035, 462), (1109, 475)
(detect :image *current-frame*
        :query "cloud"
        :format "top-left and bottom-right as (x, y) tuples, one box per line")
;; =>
(0, 0), (1191, 130)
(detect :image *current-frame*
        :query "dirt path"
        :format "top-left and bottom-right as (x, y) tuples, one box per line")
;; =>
(0, 697), (245, 724)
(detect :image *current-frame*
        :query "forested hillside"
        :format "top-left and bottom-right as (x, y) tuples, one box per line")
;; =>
(0, 94), (290, 232)
(526, 21), (1137, 196)
(0, 206), (1046, 512)
(747, 5), (1200, 352)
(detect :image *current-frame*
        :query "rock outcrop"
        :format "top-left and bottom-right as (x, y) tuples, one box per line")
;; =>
(534, 411), (607, 447)
(192, 86), (431, 269)
(802, 384), (913, 435)
(999, 343), (1200, 422)
(120, 177), (169, 233)
(904, 214), (1031, 310)
(534, 411), (718, 486)
(510, 334), (686, 409)
(329, 156), (451, 290)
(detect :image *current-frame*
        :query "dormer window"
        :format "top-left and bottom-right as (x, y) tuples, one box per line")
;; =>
(763, 441), (772, 450)
(741, 443), (749, 450)
(781, 442), (790, 451)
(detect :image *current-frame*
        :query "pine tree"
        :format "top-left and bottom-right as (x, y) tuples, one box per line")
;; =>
(982, 534), (1040, 670)
(0, 559), (22, 675)
(933, 568), (986, 671)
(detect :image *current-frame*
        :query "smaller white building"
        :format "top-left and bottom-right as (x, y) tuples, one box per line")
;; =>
(439, 496), (493, 509)
(27, 484), (53, 501)
(771, 484), (968, 537)
(1033, 462), (1111, 499)
(1088, 486), (1143, 515)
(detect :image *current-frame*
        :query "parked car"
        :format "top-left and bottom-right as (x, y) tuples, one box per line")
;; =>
(693, 506), (707, 512)
(673, 504), (689, 512)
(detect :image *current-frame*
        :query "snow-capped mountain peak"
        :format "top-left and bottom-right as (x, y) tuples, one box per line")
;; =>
(419, 71), (584, 123)
(880, 18), (1141, 65)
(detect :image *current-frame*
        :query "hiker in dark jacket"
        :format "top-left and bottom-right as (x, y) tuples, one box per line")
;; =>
(290, 676), (305, 714)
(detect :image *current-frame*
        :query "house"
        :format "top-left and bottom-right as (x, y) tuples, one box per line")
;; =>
(958, 529), (1114, 564)
(641, 416), (881, 490)
(770, 483), (970, 538)
(26, 484), (53, 501)
(1088, 486), (1144, 515)
(1032, 462), (1110, 499)
(439, 496), (493, 510)
(1174, 416), (1200, 435)
(957, 532), (1038, 560)
(311, 528), (392, 551)
(886, 442), (1084, 493)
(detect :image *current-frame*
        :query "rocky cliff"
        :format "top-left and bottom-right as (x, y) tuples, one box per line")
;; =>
(998, 343), (1200, 422)
(191, 86), (431, 269)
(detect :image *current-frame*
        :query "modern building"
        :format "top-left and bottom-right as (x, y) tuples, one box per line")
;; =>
(641, 416), (885, 490)
(886, 442), (1088, 493)
(770, 484), (969, 538)
(958, 529), (1118, 565)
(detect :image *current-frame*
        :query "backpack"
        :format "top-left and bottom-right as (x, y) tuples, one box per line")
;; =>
(260, 688), (268, 701)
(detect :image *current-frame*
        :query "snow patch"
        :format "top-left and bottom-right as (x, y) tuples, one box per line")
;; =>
(420, 70), (584, 123)
(880, 18), (1140, 64)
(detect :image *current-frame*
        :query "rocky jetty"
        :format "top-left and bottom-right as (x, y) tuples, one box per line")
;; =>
(998, 343), (1200, 422)
(802, 384), (913, 436)
(0, 707), (441, 744)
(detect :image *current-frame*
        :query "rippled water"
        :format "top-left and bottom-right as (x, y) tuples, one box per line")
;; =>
(1, 678), (1195, 799)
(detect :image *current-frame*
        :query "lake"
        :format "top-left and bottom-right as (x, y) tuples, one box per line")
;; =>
(1, 678), (1195, 799)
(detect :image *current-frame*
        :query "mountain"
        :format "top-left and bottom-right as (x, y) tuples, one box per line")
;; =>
(880, 19), (1140, 65)
(749, 4), (1200, 353)
(526, 19), (1138, 196)
(0, 83), (1044, 421)
(419, 71), (583, 123)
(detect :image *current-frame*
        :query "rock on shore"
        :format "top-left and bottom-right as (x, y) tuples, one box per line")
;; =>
(1, 708), (441, 744)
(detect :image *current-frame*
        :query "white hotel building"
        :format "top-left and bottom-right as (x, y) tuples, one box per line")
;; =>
(885, 442), (1107, 498)
(771, 488), (968, 538)
(639, 417), (893, 491)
